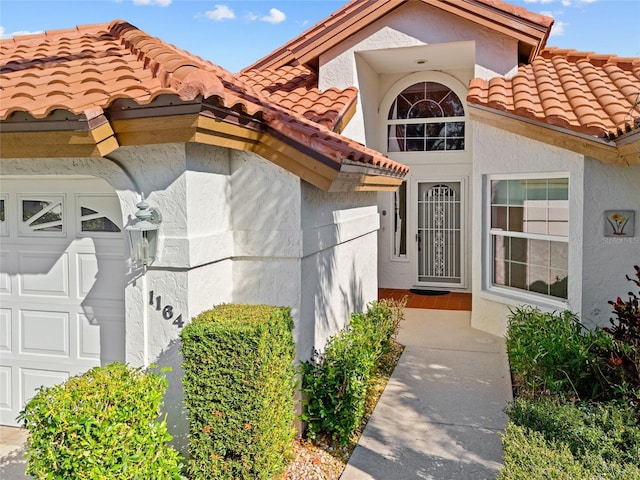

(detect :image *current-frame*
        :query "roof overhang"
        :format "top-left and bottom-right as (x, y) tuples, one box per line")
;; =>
(470, 105), (638, 166)
(0, 97), (405, 192)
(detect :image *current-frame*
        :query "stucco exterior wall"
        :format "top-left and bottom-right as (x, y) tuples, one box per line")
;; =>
(300, 183), (379, 359)
(581, 158), (640, 328)
(470, 120), (585, 337)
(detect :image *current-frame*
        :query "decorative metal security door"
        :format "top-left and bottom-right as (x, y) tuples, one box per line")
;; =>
(417, 182), (463, 287)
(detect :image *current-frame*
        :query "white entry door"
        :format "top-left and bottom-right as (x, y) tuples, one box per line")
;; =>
(0, 178), (126, 426)
(416, 180), (465, 288)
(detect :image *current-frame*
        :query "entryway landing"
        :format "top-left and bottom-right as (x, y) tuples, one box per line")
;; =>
(379, 288), (472, 311)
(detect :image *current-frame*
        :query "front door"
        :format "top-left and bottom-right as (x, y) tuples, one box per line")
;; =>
(416, 180), (465, 288)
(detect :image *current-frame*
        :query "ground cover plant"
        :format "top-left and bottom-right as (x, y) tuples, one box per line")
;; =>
(501, 266), (640, 479)
(18, 362), (182, 479)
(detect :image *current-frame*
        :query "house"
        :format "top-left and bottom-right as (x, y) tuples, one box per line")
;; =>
(1, 0), (638, 437)
(246, 0), (639, 335)
(0, 20), (407, 431)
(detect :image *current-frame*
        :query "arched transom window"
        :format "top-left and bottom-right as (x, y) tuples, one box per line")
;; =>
(387, 81), (465, 152)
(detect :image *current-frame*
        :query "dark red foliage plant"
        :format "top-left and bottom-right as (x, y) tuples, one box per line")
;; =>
(604, 265), (640, 398)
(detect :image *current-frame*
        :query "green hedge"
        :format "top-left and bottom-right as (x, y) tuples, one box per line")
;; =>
(181, 304), (296, 480)
(17, 362), (182, 479)
(301, 299), (404, 446)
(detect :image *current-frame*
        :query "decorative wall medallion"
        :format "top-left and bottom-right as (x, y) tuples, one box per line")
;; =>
(604, 210), (635, 237)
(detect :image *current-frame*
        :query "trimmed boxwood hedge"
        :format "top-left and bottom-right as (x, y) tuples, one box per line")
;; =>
(181, 304), (296, 480)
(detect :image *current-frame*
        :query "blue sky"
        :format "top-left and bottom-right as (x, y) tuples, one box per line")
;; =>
(1, 0), (639, 73)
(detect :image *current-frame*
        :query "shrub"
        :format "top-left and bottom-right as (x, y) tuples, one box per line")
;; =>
(301, 298), (405, 446)
(17, 362), (182, 479)
(506, 398), (640, 466)
(361, 297), (406, 358)
(181, 304), (296, 480)
(506, 306), (610, 400)
(601, 265), (640, 402)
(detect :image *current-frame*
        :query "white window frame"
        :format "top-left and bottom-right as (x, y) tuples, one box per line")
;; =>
(483, 173), (570, 308)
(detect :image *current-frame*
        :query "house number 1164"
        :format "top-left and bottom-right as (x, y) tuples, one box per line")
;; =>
(149, 291), (185, 328)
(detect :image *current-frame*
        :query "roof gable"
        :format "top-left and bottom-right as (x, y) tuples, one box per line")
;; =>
(0, 21), (408, 192)
(245, 0), (553, 71)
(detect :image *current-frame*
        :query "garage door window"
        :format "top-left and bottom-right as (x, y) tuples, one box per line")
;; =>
(80, 207), (121, 233)
(0, 197), (6, 236)
(20, 197), (64, 235)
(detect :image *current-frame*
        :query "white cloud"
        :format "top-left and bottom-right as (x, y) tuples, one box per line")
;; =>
(260, 8), (286, 24)
(245, 12), (258, 22)
(0, 26), (44, 39)
(550, 20), (568, 36)
(133, 0), (172, 6)
(205, 5), (236, 21)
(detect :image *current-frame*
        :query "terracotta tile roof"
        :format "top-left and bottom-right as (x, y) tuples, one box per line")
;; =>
(246, 0), (553, 71)
(0, 20), (408, 178)
(238, 65), (358, 130)
(467, 47), (640, 138)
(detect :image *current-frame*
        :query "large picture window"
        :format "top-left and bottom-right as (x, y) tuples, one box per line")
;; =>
(490, 177), (569, 299)
(387, 81), (465, 152)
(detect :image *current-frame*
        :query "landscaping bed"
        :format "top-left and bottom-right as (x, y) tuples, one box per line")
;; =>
(282, 338), (404, 480)
(500, 266), (640, 479)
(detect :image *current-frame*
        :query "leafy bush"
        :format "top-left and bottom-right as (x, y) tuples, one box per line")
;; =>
(507, 398), (640, 465)
(499, 423), (640, 480)
(506, 306), (611, 400)
(301, 298), (404, 446)
(18, 362), (182, 479)
(601, 265), (640, 402)
(360, 297), (406, 358)
(181, 304), (296, 480)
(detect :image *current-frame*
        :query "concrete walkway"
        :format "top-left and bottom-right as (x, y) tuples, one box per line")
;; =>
(341, 308), (512, 480)
(0, 425), (28, 479)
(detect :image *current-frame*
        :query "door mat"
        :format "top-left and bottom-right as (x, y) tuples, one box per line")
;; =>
(409, 289), (450, 296)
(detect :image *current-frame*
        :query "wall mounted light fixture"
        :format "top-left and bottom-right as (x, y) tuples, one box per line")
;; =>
(126, 195), (162, 266)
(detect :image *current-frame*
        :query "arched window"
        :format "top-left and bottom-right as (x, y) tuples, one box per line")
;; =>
(387, 81), (465, 152)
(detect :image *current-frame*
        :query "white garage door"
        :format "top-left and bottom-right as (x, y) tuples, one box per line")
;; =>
(0, 177), (126, 426)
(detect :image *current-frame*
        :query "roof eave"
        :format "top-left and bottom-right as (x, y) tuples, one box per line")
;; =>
(469, 104), (631, 166)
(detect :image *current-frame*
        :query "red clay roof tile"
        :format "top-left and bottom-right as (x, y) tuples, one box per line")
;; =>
(0, 20), (408, 177)
(238, 65), (358, 130)
(468, 47), (640, 138)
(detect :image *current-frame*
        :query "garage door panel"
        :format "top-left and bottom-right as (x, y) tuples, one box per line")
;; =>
(0, 252), (12, 294)
(79, 313), (125, 361)
(0, 309), (11, 352)
(0, 366), (11, 410)
(20, 310), (69, 357)
(19, 251), (69, 297)
(77, 253), (125, 299)
(21, 368), (69, 407)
